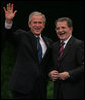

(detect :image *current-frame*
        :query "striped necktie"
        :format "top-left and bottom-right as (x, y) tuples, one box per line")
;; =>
(58, 41), (65, 61)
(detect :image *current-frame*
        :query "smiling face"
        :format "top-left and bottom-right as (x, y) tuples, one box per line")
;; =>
(56, 21), (73, 41)
(28, 15), (45, 36)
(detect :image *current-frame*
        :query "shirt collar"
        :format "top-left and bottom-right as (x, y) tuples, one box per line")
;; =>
(34, 34), (41, 39)
(61, 35), (72, 45)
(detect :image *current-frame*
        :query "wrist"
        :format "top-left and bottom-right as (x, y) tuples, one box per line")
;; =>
(6, 19), (12, 24)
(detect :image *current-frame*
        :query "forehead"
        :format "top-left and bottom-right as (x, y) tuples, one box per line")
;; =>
(32, 15), (44, 21)
(56, 21), (68, 26)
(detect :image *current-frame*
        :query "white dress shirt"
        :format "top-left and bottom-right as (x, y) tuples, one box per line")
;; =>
(35, 35), (47, 58)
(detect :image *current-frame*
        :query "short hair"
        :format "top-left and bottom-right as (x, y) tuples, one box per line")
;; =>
(28, 11), (46, 23)
(55, 17), (73, 27)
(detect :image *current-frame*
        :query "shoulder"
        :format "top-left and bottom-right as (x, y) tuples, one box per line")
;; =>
(52, 40), (59, 47)
(14, 29), (31, 37)
(72, 36), (84, 45)
(43, 36), (54, 44)
(71, 36), (84, 50)
(15, 29), (28, 34)
(71, 36), (83, 43)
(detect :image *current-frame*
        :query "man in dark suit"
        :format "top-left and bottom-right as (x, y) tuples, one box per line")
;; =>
(3, 3), (53, 99)
(49, 17), (84, 99)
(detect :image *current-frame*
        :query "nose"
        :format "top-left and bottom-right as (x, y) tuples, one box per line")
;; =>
(59, 27), (63, 32)
(35, 22), (41, 26)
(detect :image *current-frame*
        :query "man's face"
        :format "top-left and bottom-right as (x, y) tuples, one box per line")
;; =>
(28, 15), (45, 36)
(56, 21), (73, 40)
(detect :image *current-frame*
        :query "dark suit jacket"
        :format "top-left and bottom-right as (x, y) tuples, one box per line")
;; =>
(5, 29), (53, 98)
(51, 36), (84, 99)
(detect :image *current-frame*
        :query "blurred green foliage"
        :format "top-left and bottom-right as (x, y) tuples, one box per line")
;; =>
(47, 81), (54, 99)
(1, 42), (15, 99)
(1, 42), (53, 99)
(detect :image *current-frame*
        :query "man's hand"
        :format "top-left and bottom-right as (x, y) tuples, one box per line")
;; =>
(3, 3), (17, 24)
(58, 72), (70, 80)
(49, 70), (59, 81)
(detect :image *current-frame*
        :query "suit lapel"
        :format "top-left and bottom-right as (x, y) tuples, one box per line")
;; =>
(57, 41), (61, 56)
(60, 36), (74, 61)
(40, 36), (50, 63)
(28, 31), (38, 62)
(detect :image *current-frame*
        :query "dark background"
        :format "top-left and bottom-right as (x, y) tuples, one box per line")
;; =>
(1, 0), (84, 99)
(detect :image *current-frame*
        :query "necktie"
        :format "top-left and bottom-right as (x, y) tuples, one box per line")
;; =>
(58, 41), (65, 61)
(36, 37), (42, 62)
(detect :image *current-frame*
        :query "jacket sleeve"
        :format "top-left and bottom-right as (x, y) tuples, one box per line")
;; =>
(69, 41), (84, 81)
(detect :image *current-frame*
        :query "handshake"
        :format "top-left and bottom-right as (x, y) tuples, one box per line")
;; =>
(49, 70), (70, 81)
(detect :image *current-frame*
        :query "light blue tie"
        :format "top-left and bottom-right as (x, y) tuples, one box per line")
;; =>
(36, 37), (42, 62)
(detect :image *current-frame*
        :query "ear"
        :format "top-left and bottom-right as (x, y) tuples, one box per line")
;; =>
(43, 23), (45, 28)
(71, 26), (73, 31)
(70, 27), (73, 33)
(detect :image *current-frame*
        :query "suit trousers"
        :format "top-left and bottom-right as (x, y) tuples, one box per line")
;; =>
(12, 79), (47, 99)
(12, 91), (35, 99)
(54, 80), (64, 99)
(12, 89), (43, 99)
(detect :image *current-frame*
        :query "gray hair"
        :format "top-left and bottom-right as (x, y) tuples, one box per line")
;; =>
(55, 17), (73, 27)
(28, 11), (46, 23)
